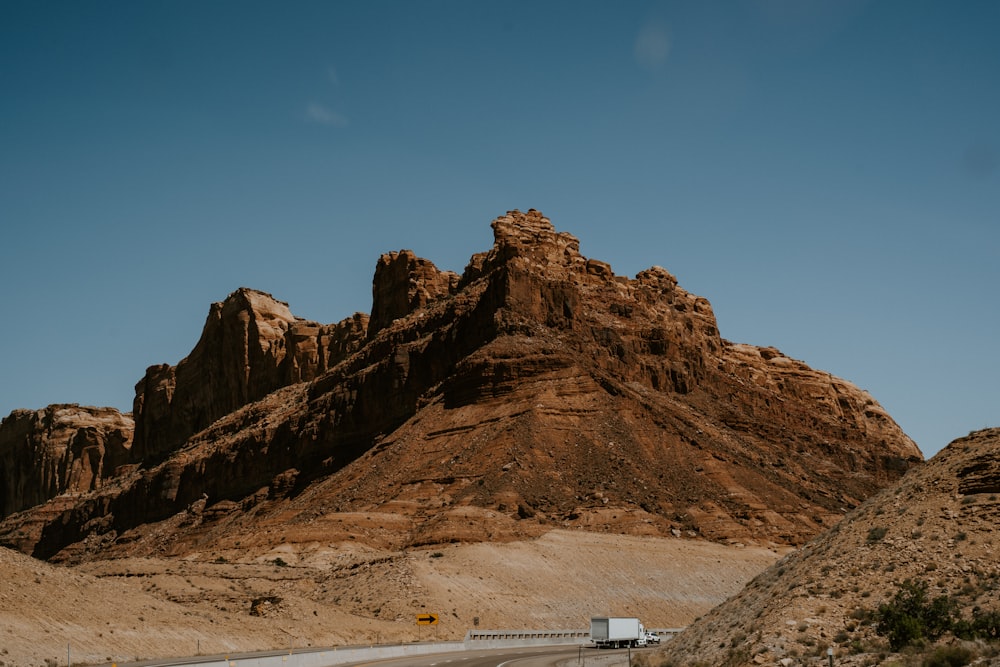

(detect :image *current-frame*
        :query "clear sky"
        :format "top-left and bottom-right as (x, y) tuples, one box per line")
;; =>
(1, 1), (997, 458)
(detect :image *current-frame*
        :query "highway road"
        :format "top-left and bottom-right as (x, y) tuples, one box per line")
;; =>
(333, 646), (632, 667)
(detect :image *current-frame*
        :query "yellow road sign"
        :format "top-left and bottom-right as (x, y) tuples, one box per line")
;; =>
(416, 613), (439, 625)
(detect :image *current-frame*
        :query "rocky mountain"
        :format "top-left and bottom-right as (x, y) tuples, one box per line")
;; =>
(0, 210), (921, 564)
(657, 427), (1000, 667)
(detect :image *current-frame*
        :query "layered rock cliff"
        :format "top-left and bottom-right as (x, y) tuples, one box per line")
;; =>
(0, 405), (133, 517)
(0, 209), (922, 561)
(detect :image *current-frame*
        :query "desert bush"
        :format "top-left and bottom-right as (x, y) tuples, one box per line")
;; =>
(921, 644), (974, 667)
(868, 526), (889, 543)
(851, 606), (873, 621)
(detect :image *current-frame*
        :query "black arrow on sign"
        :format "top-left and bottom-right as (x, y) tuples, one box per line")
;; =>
(417, 614), (438, 624)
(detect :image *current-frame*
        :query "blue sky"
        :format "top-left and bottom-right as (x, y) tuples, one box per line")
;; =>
(1, 1), (997, 458)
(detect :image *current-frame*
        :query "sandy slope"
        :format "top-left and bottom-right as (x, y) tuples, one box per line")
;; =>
(0, 530), (784, 667)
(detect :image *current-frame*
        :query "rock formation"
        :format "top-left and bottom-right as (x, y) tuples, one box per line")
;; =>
(368, 250), (459, 336)
(0, 209), (922, 562)
(0, 405), (133, 517)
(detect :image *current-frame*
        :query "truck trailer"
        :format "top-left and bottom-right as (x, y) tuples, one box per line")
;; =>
(590, 617), (650, 648)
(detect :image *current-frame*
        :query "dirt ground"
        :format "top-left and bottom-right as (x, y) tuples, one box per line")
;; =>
(0, 529), (785, 667)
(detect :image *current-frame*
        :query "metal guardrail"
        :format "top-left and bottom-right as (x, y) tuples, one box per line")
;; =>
(465, 629), (590, 642)
(463, 628), (685, 646)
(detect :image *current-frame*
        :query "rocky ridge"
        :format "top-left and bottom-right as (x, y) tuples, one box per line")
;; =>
(1, 210), (921, 561)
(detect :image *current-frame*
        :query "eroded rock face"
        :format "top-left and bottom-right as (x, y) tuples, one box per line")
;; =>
(0, 406), (133, 517)
(368, 250), (459, 337)
(284, 313), (370, 384)
(1, 209), (923, 561)
(131, 289), (368, 462)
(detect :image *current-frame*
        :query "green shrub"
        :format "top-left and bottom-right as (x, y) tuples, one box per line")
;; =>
(874, 579), (959, 651)
(953, 608), (1000, 640)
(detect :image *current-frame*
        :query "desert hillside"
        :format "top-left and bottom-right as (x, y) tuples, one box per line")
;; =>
(657, 427), (1000, 666)
(1, 530), (784, 666)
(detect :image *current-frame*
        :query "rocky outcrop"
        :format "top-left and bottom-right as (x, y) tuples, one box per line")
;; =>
(131, 289), (367, 462)
(368, 250), (459, 337)
(0, 405), (133, 517)
(0, 209), (923, 562)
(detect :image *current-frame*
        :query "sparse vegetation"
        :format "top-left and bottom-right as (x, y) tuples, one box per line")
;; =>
(870, 578), (1000, 654)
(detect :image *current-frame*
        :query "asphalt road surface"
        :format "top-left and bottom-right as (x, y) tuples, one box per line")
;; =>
(338, 646), (632, 667)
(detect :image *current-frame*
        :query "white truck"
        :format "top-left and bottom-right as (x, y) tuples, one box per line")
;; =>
(590, 616), (656, 648)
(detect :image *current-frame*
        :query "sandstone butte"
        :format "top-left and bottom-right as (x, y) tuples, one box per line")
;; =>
(0, 209), (926, 662)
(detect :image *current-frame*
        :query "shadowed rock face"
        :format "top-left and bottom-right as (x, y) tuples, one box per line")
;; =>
(0, 209), (922, 561)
